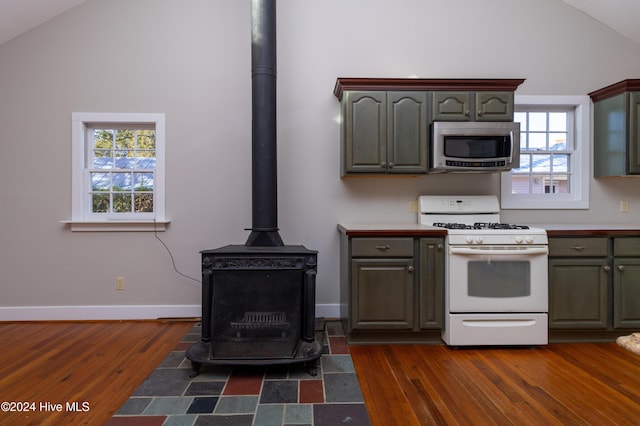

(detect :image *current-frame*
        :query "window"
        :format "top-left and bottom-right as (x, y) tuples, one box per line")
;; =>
(500, 96), (589, 209)
(68, 113), (167, 231)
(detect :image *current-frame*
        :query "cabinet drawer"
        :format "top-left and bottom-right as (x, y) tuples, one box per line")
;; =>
(614, 237), (640, 256)
(351, 238), (413, 257)
(549, 238), (608, 257)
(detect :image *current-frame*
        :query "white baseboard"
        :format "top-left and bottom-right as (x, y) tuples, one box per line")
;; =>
(0, 304), (341, 321)
(315, 304), (340, 319)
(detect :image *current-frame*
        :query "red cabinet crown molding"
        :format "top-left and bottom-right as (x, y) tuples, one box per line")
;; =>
(589, 79), (640, 102)
(333, 78), (526, 100)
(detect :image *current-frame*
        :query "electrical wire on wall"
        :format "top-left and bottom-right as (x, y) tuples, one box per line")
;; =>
(154, 219), (201, 285)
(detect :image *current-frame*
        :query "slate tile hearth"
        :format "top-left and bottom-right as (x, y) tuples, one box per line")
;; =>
(108, 321), (371, 426)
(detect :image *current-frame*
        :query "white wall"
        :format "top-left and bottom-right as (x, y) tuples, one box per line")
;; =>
(1, 0), (640, 319)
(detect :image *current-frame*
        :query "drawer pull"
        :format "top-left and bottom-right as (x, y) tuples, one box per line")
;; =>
(603, 265), (610, 272)
(407, 265), (414, 273)
(570, 246), (586, 251)
(618, 265), (625, 272)
(375, 245), (391, 251)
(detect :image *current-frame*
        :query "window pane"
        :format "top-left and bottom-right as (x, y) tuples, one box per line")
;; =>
(519, 132), (528, 150)
(553, 174), (570, 193)
(552, 154), (568, 173)
(136, 155), (156, 169)
(511, 175), (530, 194)
(532, 174), (550, 194)
(115, 151), (133, 169)
(116, 130), (134, 149)
(531, 154), (550, 173)
(548, 112), (566, 131)
(529, 112), (547, 131)
(138, 131), (156, 149)
(92, 193), (109, 212)
(514, 112), (527, 129)
(112, 193), (132, 213)
(91, 172), (110, 191)
(93, 152), (114, 169)
(134, 193), (154, 212)
(549, 133), (566, 150)
(134, 172), (154, 191)
(93, 130), (113, 149)
(113, 172), (131, 190)
(528, 133), (547, 151)
(515, 154), (531, 173)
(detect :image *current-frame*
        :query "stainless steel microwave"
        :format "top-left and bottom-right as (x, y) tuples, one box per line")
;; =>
(430, 121), (520, 173)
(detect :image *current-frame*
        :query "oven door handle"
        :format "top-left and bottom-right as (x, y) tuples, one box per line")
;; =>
(449, 247), (548, 256)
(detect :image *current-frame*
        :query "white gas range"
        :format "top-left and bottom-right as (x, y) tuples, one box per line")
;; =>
(419, 195), (549, 346)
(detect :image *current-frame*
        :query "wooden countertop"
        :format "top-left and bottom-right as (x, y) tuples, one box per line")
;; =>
(337, 223), (447, 237)
(530, 224), (640, 237)
(338, 223), (640, 237)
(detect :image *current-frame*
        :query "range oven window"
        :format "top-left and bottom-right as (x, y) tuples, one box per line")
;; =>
(444, 136), (511, 159)
(467, 260), (531, 298)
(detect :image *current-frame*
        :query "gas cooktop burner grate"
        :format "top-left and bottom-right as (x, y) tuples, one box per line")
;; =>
(433, 222), (530, 230)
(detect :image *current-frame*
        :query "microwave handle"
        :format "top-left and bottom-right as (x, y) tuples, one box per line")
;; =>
(449, 247), (548, 256)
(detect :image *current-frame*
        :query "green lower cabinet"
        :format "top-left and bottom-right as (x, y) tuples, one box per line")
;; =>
(339, 233), (445, 342)
(351, 258), (414, 330)
(613, 257), (640, 328)
(419, 238), (443, 329)
(548, 258), (609, 329)
(548, 236), (640, 334)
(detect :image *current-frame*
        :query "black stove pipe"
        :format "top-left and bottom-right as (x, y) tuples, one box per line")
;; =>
(245, 0), (284, 247)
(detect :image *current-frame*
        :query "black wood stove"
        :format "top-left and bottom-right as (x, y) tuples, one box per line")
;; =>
(186, 0), (321, 376)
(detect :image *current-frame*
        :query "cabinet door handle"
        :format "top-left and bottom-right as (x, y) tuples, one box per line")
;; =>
(407, 265), (414, 273)
(388, 162), (394, 168)
(570, 246), (586, 251)
(380, 161), (386, 168)
(618, 265), (625, 272)
(375, 245), (391, 251)
(603, 265), (610, 272)
(437, 244), (443, 251)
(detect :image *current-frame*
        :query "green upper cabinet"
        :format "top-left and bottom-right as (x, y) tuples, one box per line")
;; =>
(334, 78), (525, 176)
(341, 90), (428, 175)
(590, 80), (640, 177)
(432, 91), (514, 122)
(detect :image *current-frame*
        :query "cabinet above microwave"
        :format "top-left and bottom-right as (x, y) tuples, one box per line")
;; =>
(334, 78), (525, 176)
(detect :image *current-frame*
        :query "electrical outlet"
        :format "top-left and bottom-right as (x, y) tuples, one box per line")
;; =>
(409, 200), (418, 213)
(620, 200), (629, 213)
(116, 277), (125, 290)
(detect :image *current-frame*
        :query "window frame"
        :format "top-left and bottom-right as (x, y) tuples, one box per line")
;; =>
(500, 95), (590, 210)
(67, 112), (168, 231)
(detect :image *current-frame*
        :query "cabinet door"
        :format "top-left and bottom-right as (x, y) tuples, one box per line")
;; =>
(387, 92), (428, 174)
(475, 91), (514, 121)
(419, 238), (444, 329)
(432, 92), (470, 121)
(343, 91), (387, 174)
(628, 92), (640, 174)
(351, 258), (413, 330)
(549, 258), (608, 329)
(613, 258), (640, 328)
(593, 93), (628, 177)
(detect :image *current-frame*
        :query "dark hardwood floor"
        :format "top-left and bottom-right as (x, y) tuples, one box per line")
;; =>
(350, 341), (640, 425)
(0, 320), (194, 426)
(2, 320), (639, 425)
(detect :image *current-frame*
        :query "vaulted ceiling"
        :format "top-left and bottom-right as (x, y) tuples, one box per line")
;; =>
(0, 0), (638, 47)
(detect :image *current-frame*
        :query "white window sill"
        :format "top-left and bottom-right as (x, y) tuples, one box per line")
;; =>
(61, 220), (170, 232)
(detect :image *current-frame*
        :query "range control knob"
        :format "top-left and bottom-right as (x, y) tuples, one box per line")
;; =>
(526, 236), (534, 244)
(515, 236), (524, 244)
(474, 237), (483, 244)
(465, 236), (474, 244)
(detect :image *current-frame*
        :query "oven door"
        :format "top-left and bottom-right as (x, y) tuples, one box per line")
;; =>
(447, 245), (548, 312)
